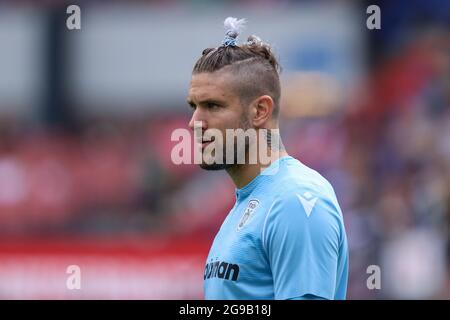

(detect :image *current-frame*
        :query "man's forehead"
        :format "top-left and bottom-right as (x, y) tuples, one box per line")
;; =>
(188, 72), (234, 101)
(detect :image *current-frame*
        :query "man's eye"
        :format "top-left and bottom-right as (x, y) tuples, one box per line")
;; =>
(206, 103), (219, 109)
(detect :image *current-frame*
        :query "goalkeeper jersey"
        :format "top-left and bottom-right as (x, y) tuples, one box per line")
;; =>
(203, 156), (349, 300)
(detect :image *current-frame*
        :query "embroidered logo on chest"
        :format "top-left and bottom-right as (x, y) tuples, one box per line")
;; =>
(237, 199), (260, 231)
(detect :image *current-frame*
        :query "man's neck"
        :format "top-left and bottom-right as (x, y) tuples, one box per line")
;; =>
(226, 149), (289, 189)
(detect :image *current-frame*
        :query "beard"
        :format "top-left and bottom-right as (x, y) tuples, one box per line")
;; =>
(199, 162), (234, 171)
(199, 112), (252, 171)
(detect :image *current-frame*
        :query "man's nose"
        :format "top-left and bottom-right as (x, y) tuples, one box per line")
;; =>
(188, 109), (207, 131)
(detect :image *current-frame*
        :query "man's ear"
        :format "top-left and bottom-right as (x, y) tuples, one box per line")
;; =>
(251, 95), (274, 128)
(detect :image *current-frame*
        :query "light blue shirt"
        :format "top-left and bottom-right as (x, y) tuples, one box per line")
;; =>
(204, 156), (349, 300)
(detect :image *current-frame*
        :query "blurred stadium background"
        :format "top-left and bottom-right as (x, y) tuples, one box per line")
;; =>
(0, 0), (449, 299)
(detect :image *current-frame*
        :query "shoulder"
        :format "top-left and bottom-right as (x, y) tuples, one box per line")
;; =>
(262, 158), (344, 246)
(269, 157), (341, 214)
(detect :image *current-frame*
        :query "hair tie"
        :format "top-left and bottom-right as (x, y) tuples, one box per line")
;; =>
(222, 31), (238, 47)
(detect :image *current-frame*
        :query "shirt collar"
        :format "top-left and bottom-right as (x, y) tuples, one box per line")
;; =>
(235, 156), (291, 199)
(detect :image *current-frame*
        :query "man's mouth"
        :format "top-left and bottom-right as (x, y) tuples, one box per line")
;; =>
(199, 137), (215, 148)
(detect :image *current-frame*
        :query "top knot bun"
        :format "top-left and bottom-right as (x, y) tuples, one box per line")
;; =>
(223, 17), (246, 39)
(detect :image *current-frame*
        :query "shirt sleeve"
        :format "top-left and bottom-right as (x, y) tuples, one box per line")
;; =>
(262, 192), (342, 300)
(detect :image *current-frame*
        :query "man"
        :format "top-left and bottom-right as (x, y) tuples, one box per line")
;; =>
(186, 17), (349, 300)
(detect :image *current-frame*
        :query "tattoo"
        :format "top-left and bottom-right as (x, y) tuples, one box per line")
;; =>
(264, 129), (285, 152)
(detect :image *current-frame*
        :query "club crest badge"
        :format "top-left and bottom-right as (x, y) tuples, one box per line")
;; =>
(237, 199), (260, 231)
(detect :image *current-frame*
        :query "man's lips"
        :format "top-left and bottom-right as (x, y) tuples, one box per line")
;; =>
(197, 137), (215, 148)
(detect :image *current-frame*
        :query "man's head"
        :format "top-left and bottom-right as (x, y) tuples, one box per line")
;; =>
(187, 18), (282, 170)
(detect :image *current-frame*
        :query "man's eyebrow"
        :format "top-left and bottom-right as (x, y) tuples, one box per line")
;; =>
(196, 98), (226, 106)
(186, 98), (227, 109)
